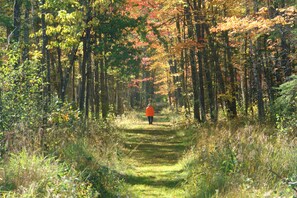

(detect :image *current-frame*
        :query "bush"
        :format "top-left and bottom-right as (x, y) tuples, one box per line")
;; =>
(274, 75), (297, 136)
(0, 57), (44, 131)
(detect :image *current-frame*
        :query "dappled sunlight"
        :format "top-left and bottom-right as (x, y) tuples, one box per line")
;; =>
(120, 119), (189, 197)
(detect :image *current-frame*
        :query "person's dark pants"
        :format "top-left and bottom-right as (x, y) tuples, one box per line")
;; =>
(148, 116), (153, 124)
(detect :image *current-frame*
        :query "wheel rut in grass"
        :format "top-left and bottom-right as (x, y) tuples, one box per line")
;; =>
(122, 121), (188, 197)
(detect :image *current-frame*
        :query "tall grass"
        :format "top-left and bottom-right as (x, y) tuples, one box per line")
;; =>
(181, 119), (297, 197)
(114, 110), (145, 128)
(0, 120), (124, 197)
(0, 150), (96, 197)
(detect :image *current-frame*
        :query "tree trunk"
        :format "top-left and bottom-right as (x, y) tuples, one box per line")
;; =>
(263, 37), (275, 119)
(79, 1), (92, 115)
(40, 0), (51, 148)
(116, 80), (124, 115)
(281, 31), (291, 78)
(223, 31), (237, 118)
(250, 39), (265, 122)
(185, 1), (201, 122)
(176, 15), (185, 109)
(57, 46), (64, 101)
(85, 51), (92, 119)
(94, 57), (100, 119)
(13, 0), (22, 43)
(22, 0), (30, 62)
(243, 35), (249, 115)
(205, 27), (223, 120)
(100, 35), (109, 119)
(203, 47), (215, 121)
(59, 46), (78, 103)
(193, 0), (206, 122)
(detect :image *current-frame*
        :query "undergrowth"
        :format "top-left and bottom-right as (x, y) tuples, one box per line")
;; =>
(0, 119), (124, 197)
(114, 110), (144, 128)
(0, 151), (96, 197)
(181, 119), (297, 197)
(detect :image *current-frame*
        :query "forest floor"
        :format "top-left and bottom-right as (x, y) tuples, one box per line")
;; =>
(120, 116), (189, 197)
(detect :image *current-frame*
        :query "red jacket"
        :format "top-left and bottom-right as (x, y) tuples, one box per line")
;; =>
(146, 106), (155, 116)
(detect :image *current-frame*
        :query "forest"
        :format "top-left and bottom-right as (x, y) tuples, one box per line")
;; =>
(0, 0), (296, 197)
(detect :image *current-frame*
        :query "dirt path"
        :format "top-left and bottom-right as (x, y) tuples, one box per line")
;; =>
(121, 120), (188, 197)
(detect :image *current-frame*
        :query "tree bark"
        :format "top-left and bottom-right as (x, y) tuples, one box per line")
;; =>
(94, 56), (100, 119)
(185, 1), (201, 122)
(79, 1), (92, 115)
(176, 14), (185, 109)
(250, 39), (265, 122)
(223, 31), (237, 118)
(100, 35), (109, 119)
(85, 49), (92, 119)
(193, 0), (206, 122)
(57, 46), (64, 101)
(13, 0), (22, 43)
(22, 0), (30, 62)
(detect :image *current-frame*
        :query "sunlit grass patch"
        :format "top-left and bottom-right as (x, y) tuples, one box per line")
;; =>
(114, 111), (145, 128)
(119, 118), (189, 197)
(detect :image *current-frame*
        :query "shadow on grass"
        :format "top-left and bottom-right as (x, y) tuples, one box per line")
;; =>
(123, 128), (187, 165)
(121, 123), (188, 196)
(124, 173), (184, 188)
(124, 142), (185, 164)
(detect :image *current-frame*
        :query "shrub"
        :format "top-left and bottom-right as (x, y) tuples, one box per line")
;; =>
(274, 75), (297, 136)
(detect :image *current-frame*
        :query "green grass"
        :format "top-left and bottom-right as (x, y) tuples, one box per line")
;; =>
(0, 121), (124, 197)
(181, 120), (297, 197)
(0, 150), (97, 197)
(118, 116), (190, 197)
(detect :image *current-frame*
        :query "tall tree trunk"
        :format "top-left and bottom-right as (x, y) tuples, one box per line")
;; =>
(280, 31), (291, 78)
(40, 0), (51, 149)
(176, 14), (185, 109)
(57, 46), (64, 101)
(116, 80), (124, 115)
(250, 39), (265, 122)
(100, 35), (109, 119)
(22, 0), (30, 62)
(85, 51), (92, 119)
(206, 27), (223, 120)
(185, 1), (201, 122)
(94, 57), (100, 119)
(57, 46), (79, 103)
(193, 0), (206, 122)
(223, 31), (237, 118)
(79, 1), (92, 115)
(41, 0), (51, 107)
(203, 47), (215, 121)
(13, 0), (22, 43)
(60, 46), (78, 103)
(263, 37), (275, 119)
(243, 35), (249, 115)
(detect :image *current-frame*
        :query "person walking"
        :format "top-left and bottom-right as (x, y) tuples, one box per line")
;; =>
(146, 103), (155, 124)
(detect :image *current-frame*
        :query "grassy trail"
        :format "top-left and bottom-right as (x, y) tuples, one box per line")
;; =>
(121, 117), (188, 197)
